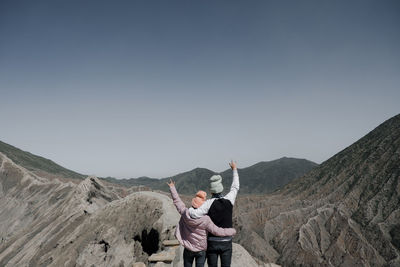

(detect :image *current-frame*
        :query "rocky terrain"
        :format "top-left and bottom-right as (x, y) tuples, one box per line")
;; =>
(104, 157), (317, 195)
(1, 113), (399, 266)
(234, 114), (400, 266)
(0, 151), (260, 266)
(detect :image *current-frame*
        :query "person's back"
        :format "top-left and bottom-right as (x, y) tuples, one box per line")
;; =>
(175, 204), (234, 252)
(207, 198), (233, 238)
(168, 181), (236, 267)
(189, 161), (240, 267)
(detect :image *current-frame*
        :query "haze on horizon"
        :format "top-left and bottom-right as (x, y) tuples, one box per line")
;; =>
(0, 0), (399, 178)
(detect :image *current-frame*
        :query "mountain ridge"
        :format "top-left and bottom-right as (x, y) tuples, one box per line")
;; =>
(0, 140), (85, 180)
(234, 113), (400, 266)
(103, 157), (318, 195)
(0, 140), (317, 195)
(0, 150), (263, 266)
(1, 113), (399, 266)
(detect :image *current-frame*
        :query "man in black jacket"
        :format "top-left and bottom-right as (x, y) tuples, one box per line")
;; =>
(189, 160), (239, 267)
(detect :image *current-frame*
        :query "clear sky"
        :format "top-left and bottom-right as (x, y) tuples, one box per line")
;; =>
(0, 0), (399, 178)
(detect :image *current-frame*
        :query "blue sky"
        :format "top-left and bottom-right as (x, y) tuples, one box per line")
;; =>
(0, 0), (399, 178)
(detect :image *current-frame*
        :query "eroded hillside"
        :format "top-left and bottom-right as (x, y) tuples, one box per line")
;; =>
(234, 114), (400, 266)
(0, 152), (260, 266)
(0, 152), (179, 266)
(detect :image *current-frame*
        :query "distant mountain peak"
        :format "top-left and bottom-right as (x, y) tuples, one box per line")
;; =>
(105, 157), (317, 195)
(0, 140), (85, 179)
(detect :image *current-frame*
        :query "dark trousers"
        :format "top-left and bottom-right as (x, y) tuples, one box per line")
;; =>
(206, 240), (232, 267)
(183, 248), (206, 267)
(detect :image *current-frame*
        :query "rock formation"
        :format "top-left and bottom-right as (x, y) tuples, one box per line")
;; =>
(0, 152), (260, 266)
(2, 112), (399, 266)
(0, 152), (177, 266)
(234, 114), (400, 266)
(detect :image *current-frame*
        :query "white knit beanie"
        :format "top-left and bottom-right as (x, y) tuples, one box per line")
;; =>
(210, 174), (223, 194)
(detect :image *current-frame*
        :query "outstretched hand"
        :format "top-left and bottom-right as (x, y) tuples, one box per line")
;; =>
(229, 160), (237, 170)
(166, 179), (175, 188)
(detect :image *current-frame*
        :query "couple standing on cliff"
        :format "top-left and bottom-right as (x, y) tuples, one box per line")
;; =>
(167, 160), (239, 267)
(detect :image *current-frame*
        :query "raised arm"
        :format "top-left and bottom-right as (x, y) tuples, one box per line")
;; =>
(205, 216), (237, 237)
(167, 180), (187, 215)
(224, 161), (240, 205)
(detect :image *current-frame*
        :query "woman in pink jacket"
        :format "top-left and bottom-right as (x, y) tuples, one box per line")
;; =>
(167, 180), (236, 267)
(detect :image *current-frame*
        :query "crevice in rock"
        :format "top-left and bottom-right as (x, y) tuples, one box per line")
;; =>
(133, 228), (159, 256)
(90, 177), (102, 190)
(98, 239), (110, 253)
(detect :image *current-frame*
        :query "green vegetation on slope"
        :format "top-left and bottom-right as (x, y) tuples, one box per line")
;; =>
(221, 157), (318, 194)
(0, 140), (85, 179)
(103, 157), (318, 195)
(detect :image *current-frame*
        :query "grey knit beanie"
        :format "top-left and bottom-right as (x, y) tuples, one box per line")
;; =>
(210, 174), (223, 194)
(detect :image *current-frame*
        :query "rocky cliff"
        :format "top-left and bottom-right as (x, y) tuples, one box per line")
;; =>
(0, 152), (259, 266)
(234, 114), (400, 266)
(0, 152), (177, 266)
(2, 112), (399, 266)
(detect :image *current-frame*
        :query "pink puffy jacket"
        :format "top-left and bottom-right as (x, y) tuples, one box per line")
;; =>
(169, 186), (236, 252)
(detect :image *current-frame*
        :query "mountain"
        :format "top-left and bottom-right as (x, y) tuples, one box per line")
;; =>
(0, 140), (84, 180)
(3, 112), (398, 266)
(0, 140), (317, 195)
(103, 168), (214, 194)
(234, 114), (400, 266)
(221, 157), (318, 194)
(104, 157), (318, 195)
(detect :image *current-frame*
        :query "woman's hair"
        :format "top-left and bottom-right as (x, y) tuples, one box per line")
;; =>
(191, 190), (207, 208)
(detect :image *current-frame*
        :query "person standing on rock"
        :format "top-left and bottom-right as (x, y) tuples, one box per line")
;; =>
(167, 180), (236, 267)
(189, 160), (239, 267)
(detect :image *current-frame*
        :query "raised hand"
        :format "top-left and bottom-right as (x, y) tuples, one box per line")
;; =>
(229, 160), (237, 170)
(166, 179), (175, 187)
